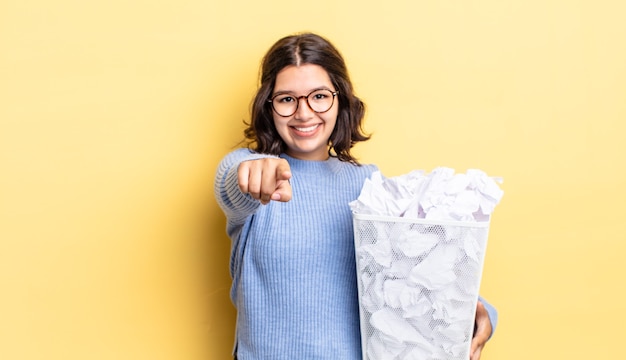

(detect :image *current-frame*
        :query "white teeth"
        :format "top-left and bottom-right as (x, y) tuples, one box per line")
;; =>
(294, 124), (319, 132)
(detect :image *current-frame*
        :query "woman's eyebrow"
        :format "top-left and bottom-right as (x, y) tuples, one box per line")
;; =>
(272, 86), (333, 96)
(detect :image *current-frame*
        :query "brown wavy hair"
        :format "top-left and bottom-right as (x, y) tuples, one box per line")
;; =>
(243, 32), (371, 164)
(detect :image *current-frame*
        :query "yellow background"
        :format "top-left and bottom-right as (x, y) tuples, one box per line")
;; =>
(1, 0), (625, 359)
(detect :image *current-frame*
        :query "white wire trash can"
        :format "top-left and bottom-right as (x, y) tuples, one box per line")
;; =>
(353, 213), (491, 360)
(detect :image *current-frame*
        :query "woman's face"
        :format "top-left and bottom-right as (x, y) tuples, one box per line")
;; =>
(271, 64), (338, 161)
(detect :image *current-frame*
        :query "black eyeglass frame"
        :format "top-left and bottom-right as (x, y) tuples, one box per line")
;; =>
(267, 89), (339, 117)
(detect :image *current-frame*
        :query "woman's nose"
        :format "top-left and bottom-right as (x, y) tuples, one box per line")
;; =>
(294, 97), (314, 119)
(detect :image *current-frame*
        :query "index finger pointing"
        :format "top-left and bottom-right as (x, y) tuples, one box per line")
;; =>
(275, 161), (292, 181)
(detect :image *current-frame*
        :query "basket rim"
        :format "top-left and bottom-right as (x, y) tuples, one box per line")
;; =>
(352, 212), (491, 228)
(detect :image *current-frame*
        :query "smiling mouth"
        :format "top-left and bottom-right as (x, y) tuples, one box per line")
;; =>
(292, 124), (320, 133)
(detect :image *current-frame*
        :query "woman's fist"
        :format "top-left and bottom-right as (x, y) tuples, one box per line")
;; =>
(238, 158), (292, 205)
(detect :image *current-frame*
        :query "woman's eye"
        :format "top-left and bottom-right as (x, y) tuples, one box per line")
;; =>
(312, 93), (328, 100)
(278, 96), (294, 103)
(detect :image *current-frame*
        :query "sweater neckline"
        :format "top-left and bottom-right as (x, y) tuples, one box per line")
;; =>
(280, 153), (344, 174)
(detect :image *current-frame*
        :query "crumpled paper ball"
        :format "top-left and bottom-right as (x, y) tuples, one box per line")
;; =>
(349, 167), (503, 222)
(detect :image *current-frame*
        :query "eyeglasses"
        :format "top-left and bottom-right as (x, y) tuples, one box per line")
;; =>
(268, 89), (339, 117)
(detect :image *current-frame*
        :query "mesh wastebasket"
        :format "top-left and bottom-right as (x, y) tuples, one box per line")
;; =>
(353, 213), (491, 360)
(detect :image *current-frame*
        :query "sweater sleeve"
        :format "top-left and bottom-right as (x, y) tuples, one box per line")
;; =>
(478, 295), (498, 338)
(214, 148), (278, 236)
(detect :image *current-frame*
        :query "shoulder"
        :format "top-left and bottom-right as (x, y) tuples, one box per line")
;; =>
(333, 160), (379, 178)
(351, 161), (379, 175)
(221, 148), (255, 162)
(218, 148), (279, 170)
(361, 162), (379, 175)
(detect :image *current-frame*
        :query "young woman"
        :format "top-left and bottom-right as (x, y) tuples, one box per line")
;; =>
(214, 32), (497, 360)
